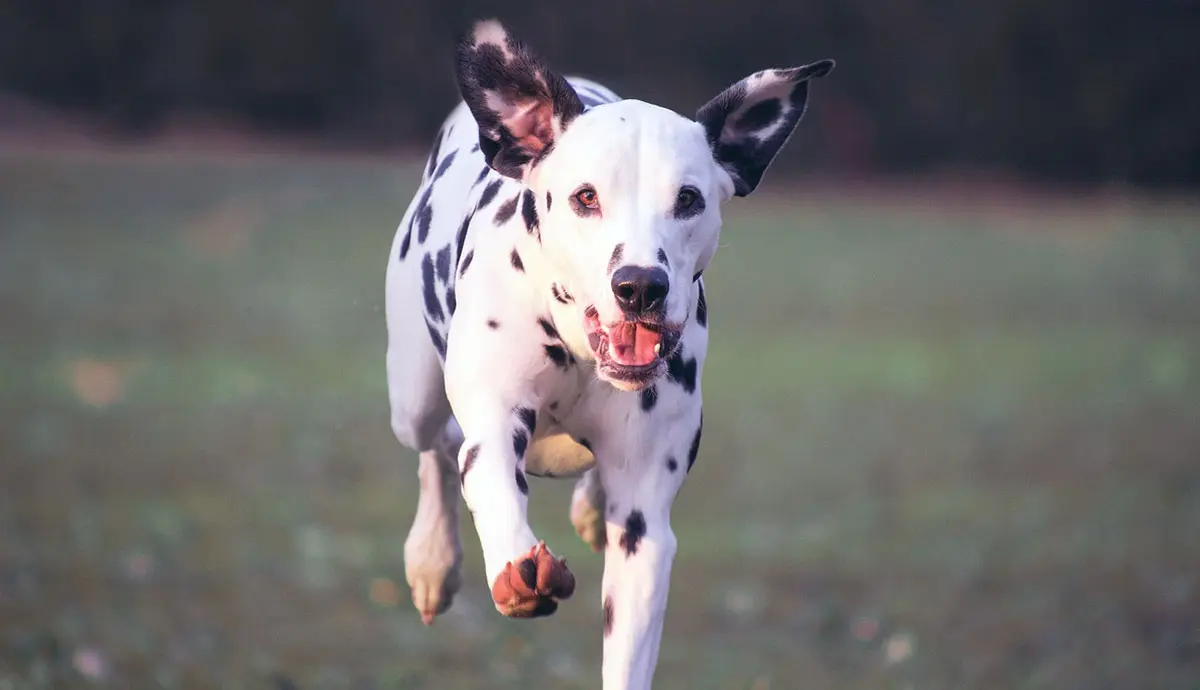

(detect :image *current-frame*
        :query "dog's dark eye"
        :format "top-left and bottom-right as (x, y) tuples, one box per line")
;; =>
(674, 186), (704, 218)
(681, 187), (700, 208)
(575, 187), (600, 210)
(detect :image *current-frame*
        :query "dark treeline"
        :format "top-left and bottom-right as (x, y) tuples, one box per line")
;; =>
(1, 0), (1197, 188)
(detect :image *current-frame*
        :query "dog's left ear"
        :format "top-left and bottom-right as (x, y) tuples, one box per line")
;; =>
(455, 19), (585, 181)
(696, 60), (835, 197)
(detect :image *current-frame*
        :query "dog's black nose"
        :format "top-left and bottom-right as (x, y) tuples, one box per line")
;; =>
(611, 266), (670, 315)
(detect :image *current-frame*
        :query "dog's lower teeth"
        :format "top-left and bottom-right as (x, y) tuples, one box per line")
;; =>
(654, 343), (661, 355)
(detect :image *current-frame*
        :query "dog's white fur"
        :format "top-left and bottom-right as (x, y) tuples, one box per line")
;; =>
(385, 19), (831, 689)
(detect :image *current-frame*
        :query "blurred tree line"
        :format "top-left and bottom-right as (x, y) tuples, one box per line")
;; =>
(1, 0), (1196, 188)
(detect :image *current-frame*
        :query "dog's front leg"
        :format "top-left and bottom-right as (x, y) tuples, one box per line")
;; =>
(454, 405), (576, 618)
(595, 404), (699, 689)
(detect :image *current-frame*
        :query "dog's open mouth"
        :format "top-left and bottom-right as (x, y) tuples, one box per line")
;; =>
(584, 306), (682, 390)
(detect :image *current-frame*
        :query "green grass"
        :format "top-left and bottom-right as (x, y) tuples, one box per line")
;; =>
(1, 150), (1198, 689)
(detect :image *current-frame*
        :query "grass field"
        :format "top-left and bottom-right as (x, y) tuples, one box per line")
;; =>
(1, 149), (1198, 689)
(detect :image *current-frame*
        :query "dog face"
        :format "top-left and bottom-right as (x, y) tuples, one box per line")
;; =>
(456, 19), (833, 390)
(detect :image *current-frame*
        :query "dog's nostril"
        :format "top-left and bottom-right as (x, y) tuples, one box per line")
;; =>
(645, 283), (668, 305)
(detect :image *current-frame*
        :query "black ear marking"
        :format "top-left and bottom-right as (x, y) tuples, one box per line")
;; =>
(696, 60), (834, 196)
(455, 19), (584, 181)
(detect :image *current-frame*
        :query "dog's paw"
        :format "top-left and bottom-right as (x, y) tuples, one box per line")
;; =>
(490, 541), (576, 618)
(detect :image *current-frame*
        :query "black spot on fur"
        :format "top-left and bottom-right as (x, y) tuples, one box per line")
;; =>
(414, 186), (435, 243)
(494, 195), (519, 225)
(460, 444), (480, 485)
(545, 344), (571, 369)
(607, 243), (624, 274)
(511, 248), (525, 272)
(667, 457), (678, 472)
(478, 179), (503, 208)
(666, 350), (698, 393)
(516, 468), (529, 495)
(471, 143), (481, 153)
(516, 406), (537, 436)
(446, 287), (456, 315)
(416, 203), (434, 244)
(619, 510), (647, 557)
(640, 385), (657, 411)
(426, 126), (445, 179)
(433, 149), (458, 181)
(435, 244), (452, 284)
(422, 253), (445, 322)
(521, 189), (539, 238)
(602, 596), (614, 637)
(487, 318), (500, 329)
(425, 318), (446, 358)
(696, 282), (708, 326)
(512, 428), (529, 458)
(687, 415), (703, 471)
(657, 249), (669, 267)
(551, 283), (573, 304)
(455, 213), (472, 264)
(398, 227), (413, 260)
(545, 191), (552, 210)
(475, 167), (490, 184)
(538, 317), (559, 340)
(459, 249), (475, 277)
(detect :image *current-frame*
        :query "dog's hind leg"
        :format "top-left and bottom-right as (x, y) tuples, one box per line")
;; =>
(402, 416), (464, 625)
(570, 469), (607, 553)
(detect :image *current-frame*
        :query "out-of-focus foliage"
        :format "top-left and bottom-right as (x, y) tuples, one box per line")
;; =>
(1, 0), (1196, 187)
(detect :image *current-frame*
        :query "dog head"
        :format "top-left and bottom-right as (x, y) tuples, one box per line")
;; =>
(456, 19), (833, 391)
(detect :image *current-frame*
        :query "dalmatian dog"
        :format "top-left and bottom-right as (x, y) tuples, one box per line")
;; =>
(385, 18), (833, 689)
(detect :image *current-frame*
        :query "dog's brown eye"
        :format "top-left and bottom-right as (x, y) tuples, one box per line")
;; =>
(575, 187), (600, 209)
(674, 186), (704, 219)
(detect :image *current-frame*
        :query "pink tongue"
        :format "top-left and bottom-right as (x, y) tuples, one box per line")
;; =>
(609, 323), (661, 366)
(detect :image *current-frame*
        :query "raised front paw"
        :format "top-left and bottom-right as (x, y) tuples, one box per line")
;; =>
(490, 541), (576, 618)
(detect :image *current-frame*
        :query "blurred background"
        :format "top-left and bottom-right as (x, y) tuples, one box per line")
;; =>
(1, 2), (1198, 689)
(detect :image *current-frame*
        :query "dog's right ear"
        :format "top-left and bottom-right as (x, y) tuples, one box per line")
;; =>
(455, 19), (585, 182)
